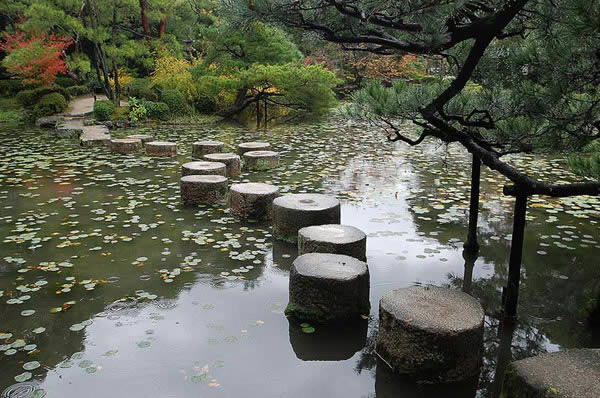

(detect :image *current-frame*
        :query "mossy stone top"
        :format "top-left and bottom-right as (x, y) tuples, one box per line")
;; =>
(293, 253), (367, 281)
(380, 286), (484, 333)
(299, 224), (365, 244)
(181, 174), (227, 184)
(273, 194), (339, 212)
(231, 182), (279, 195)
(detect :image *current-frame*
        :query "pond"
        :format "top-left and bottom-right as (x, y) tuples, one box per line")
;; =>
(0, 117), (599, 397)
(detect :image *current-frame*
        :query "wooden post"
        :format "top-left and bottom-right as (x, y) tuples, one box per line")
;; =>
(464, 154), (481, 253)
(503, 192), (528, 320)
(491, 316), (517, 397)
(462, 248), (478, 295)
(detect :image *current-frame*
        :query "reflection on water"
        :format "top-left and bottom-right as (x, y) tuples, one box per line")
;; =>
(0, 116), (598, 397)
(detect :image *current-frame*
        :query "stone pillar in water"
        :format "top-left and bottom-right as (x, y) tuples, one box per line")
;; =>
(146, 141), (177, 157)
(110, 138), (142, 153)
(180, 175), (227, 205)
(203, 153), (241, 177)
(229, 183), (280, 220)
(192, 140), (224, 157)
(286, 253), (370, 322)
(238, 141), (270, 155)
(376, 286), (484, 383)
(243, 151), (280, 171)
(181, 161), (226, 177)
(298, 224), (367, 261)
(272, 194), (340, 243)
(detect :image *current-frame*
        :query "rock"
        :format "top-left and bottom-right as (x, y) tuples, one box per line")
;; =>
(289, 318), (368, 361)
(180, 175), (227, 205)
(100, 120), (113, 129)
(272, 194), (341, 243)
(192, 140), (224, 157)
(298, 224), (367, 261)
(203, 153), (241, 177)
(110, 138), (142, 154)
(229, 183), (280, 220)
(286, 253), (370, 322)
(376, 286), (485, 383)
(243, 150), (280, 171)
(114, 120), (129, 129)
(181, 161), (226, 177)
(502, 349), (600, 398)
(238, 141), (270, 155)
(80, 125), (111, 147)
(127, 134), (153, 143)
(54, 126), (83, 139)
(35, 115), (62, 128)
(146, 141), (177, 157)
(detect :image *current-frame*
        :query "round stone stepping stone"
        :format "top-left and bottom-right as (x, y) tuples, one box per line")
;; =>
(180, 175), (227, 205)
(298, 224), (367, 261)
(502, 349), (600, 398)
(181, 161), (226, 177)
(286, 253), (370, 322)
(203, 153), (241, 176)
(146, 141), (177, 157)
(229, 183), (280, 220)
(272, 194), (340, 243)
(238, 141), (270, 155)
(243, 150), (280, 171)
(192, 140), (224, 157)
(376, 286), (484, 383)
(110, 138), (142, 154)
(127, 134), (153, 143)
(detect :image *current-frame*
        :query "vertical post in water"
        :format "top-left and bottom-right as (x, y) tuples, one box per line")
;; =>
(503, 192), (528, 320)
(462, 248), (478, 295)
(264, 96), (268, 129)
(464, 154), (481, 253)
(256, 97), (261, 128)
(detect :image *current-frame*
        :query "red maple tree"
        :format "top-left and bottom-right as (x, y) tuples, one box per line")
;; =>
(0, 31), (73, 86)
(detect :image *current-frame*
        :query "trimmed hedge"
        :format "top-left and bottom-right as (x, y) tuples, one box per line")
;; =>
(94, 100), (115, 121)
(160, 88), (188, 115)
(55, 77), (76, 88)
(33, 93), (68, 117)
(16, 87), (71, 107)
(144, 101), (170, 121)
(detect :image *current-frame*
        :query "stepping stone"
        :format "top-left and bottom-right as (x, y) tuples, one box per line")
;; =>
(286, 253), (370, 322)
(180, 175), (227, 205)
(272, 194), (340, 243)
(243, 150), (280, 171)
(229, 183), (280, 220)
(110, 138), (142, 154)
(376, 286), (484, 383)
(203, 153), (241, 176)
(238, 141), (270, 155)
(127, 134), (154, 143)
(80, 125), (110, 147)
(298, 224), (367, 261)
(192, 140), (224, 157)
(181, 161), (226, 177)
(502, 349), (600, 398)
(36, 115), (62, 128)
(146, 141), (177, 157)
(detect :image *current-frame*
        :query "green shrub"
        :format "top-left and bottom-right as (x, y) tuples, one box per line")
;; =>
(55, 76), (76, 88)
(124, 79), (159, 101)
(144, 101), (170, 120)
(33, 93), (67, 118)
(67, 85), (91, 97)
(160, 88), (188, 115)
(111, 106), (129, 121)
(0, 80), (24, 96)
(94, 100), (115, 121)
(16, 87), (71, 107)
(127, 97), (148, 121)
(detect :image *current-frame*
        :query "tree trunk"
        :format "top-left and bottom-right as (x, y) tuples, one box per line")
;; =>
(264, 96), (268, 128)
(158, 7), (167, 38)
(256, 95), (261, 128)
(111, 7), (120, 106)
(139, 0), (150, 37)
(464, 154), (481, 252)
(503, 193), (528, 320)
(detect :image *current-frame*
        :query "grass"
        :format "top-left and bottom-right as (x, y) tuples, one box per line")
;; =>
(0, 97), (24, 124)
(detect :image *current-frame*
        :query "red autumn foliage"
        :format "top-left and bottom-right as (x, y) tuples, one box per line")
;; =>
(0, 31), (73, 86)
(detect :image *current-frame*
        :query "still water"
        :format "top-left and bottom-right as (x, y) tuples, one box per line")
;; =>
(0, 117), (598, 397)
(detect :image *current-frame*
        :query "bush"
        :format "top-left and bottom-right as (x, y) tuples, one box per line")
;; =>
(144, 101), (170, 121)
(160, 88), (188, 115)
(67, 85), (90, 97)
(0, 79), (24, 96)
(124, 78), (159, 101)
(55, 76), (76, 88)
(33, 93), (67, 118)
(111, 106), (129, 121)
(94, 100), (115, 121)
(16, 86), (71, 107)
